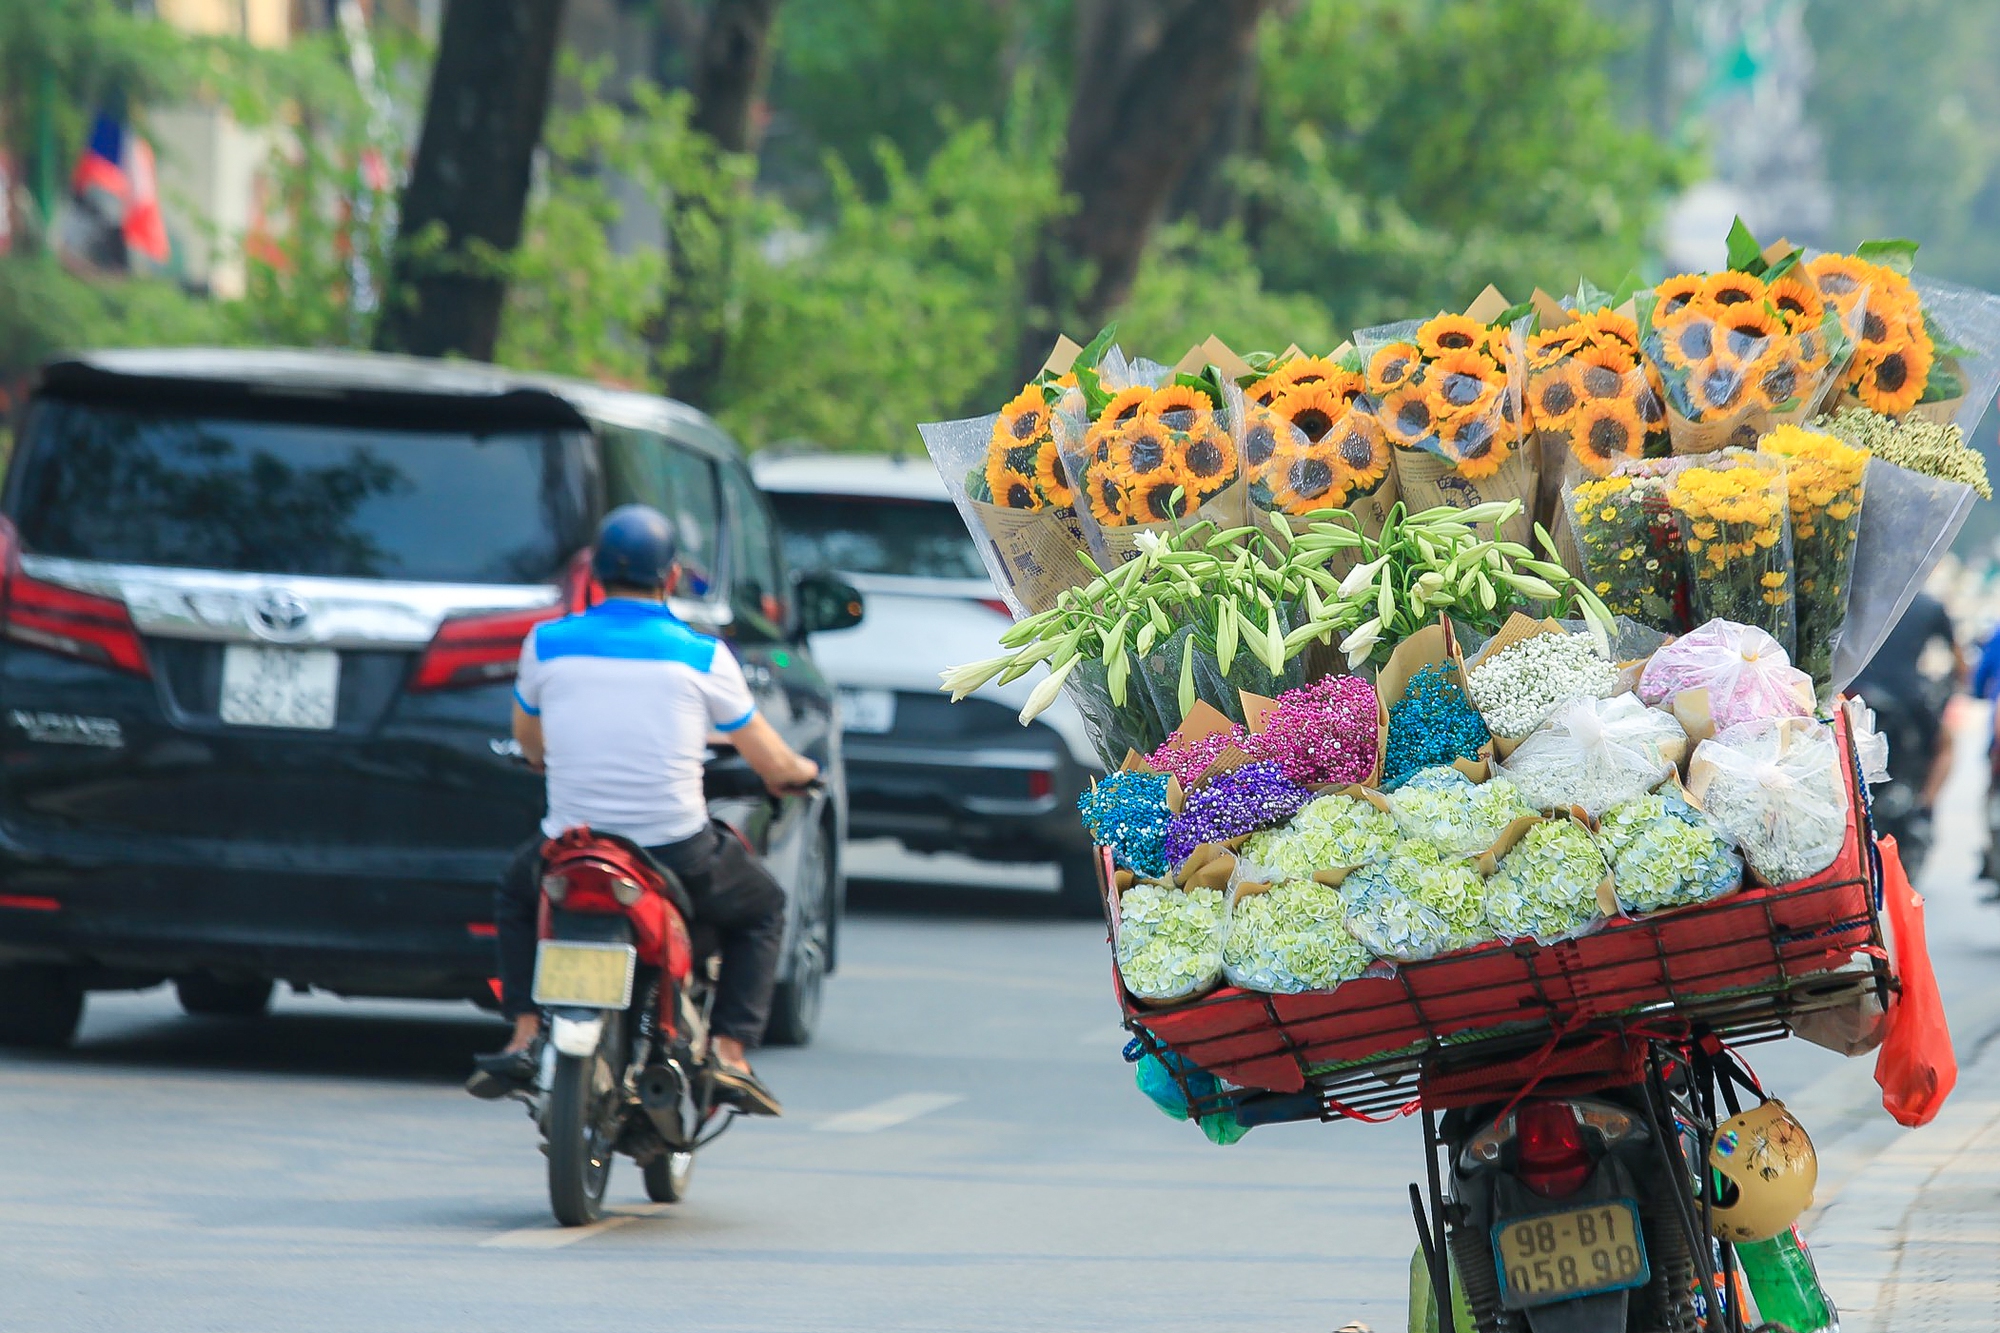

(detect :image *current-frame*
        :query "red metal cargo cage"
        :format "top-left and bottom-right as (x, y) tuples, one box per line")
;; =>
(1110, 713), (1889, 1123)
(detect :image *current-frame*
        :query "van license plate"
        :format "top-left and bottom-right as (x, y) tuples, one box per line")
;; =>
(219, 646), (340, 730)
(839, 688), (895, 734)
(532, 941), (637, 1009)
(1493, 1200), (1649, 1309)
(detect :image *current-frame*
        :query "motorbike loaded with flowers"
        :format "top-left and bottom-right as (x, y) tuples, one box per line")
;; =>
(922, 219), (1994, 1333)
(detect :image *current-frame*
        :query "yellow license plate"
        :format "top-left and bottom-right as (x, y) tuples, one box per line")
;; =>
(1493, 1200), (1649, 1309)
(531, 941), (636, 1008)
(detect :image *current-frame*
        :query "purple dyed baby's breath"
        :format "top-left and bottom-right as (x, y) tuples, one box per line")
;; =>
(1163, 760), (1313, 867)
(1148, 725), (1247, 788)
(1247, 674), (1381, 787)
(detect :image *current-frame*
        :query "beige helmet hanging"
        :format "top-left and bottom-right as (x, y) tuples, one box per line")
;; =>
(1707, 1099), (1818, 1243)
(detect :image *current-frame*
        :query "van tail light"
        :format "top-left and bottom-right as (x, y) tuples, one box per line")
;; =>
(1515, 1101), (1594, 1199)
(0, 519), (150, 677)
(975, 597), (1013, 620)
(410, 604), (563, 692)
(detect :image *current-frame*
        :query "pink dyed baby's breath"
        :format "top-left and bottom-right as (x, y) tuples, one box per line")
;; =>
(1248, 674), (1380, 787)
(1148, 725), (1246, 788)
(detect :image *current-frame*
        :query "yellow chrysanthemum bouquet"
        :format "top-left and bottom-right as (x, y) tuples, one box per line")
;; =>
(1757, 426), (1868, 685)
(1351, 288), (1537, 547)
(1665, 449), (1796, 651)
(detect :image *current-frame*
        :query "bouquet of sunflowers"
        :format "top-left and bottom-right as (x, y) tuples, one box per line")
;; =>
(1807, 242), (1968, 425)
(1526, 295), (1667, 483)
(1055, 337), (1249, 567)
(1237, 348), (1397, 551)
(1353, 289), (1537, 547)
(917, 334), (1099, 616)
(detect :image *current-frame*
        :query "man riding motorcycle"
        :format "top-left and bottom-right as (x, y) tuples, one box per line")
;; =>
(466, 504), (820, 1115)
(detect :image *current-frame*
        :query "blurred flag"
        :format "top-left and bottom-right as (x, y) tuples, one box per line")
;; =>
(69, 112), (171, 266)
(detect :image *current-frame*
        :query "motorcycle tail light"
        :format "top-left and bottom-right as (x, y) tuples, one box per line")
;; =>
(1576, 1103), (1639, 1144)
(1516, 1101), (1593, 1199)
(541, 873), (569, 905)
(611, 876), (644, 906)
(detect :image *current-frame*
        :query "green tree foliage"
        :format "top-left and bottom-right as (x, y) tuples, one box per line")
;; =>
(1244, 0), (1687, 331)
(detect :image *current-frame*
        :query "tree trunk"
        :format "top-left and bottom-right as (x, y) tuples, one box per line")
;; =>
(649, 0), (781, 411)
(1016, 0), (1271, 385)
(374, 0), (569, 361)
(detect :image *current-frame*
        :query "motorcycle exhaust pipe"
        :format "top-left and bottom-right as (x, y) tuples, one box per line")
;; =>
(639, 1061), (693, 1147)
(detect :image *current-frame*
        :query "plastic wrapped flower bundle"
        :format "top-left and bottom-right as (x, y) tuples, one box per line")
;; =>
(1077, 771), (1173, 878)
(1564, 463), (1693, 636)
(1666, 449), (1795, 652)
(1465, 631), (1620, 741)
(1525, 304), (1663, 477)
(1237, 793), (1401, 881)
(1485, 820), (1609, 943)
(1240, 355), (1395, 524)
(1246, 673), (1380, 786)
(1221, 881), (1376, 993)
(1344, 841), (1489, 962)
(1636, 618), (1814, 734)
(1689, 718), (1850, 884)
(1758, 425), (1869, 684)
(1382, 664), (1491, 789)
(1115, 883), (1227, 1003)
(1162, 761), (1314, 868)
(1147, 722), (1246, 790)
(1497, 694), (1685, 818)
(1815, 407), (1992, 499)
(1596, 790), (1742, 915)
(1387, 767), (1537, 858)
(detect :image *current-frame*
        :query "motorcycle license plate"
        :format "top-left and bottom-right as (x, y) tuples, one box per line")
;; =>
(1492, 1200), (1648, 1309)
(531, 941), (636, 1009)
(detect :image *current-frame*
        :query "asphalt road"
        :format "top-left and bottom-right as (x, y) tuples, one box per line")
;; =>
(5, 714), (1999, 1333)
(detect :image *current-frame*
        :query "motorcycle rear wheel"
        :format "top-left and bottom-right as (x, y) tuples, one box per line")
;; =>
(547, 1040), (619, 1226)
(643, 1150), (695, 1203)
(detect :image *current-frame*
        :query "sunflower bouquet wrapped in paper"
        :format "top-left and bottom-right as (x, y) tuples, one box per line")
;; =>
(1525, 300), (1667, 486)
(1354, 290), (1537, 548)
(1665, 449), (1796, 652)
(1237, 349), (1398, 544)
(1756, 425), (1868, 685)
(917, 338), (1097, 615)
(1056, 342), (1248, 568)
(1562, 459), (1696, 636)
(1806, 245), (1963, 423)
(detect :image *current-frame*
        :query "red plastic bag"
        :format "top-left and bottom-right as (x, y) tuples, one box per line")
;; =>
(1874, 835), (1957, 1126)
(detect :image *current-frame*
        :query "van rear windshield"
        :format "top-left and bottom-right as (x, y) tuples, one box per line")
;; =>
(9, 400), (593, 584)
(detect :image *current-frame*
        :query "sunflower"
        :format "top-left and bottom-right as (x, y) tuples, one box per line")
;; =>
(1273, 383), (1347, 444)
(1856, 337), (1933, 416)
(1634, 375), (1668, 430)
(1100, 385), (1155, 428)
(1443, 414), (1508, 479)
(1325, 368), (1370, 411)
(1768, 275), (1826, 332)
(995, 384), (1050, 447)
(1035, 443), (1076, 508)
(1581, 308), (1642, 353)
(1805, 253), (1873, 309)
(1571, 398), (1644, 476)
(1702, 271), (1766, 308)
(1690, 355), (1753, 416)
(1657, 309), (1718, 370)
(1720, 305), (1784, 362)
(987, 462), (1041, 511)
(1418, 313), (1487, 358)
(1146, 384), (1216, 435)
(1572, 344), (1635, 401)
(1268, 440), (1351, 512)
(1755, 354), (1806, 411)
(1366, 342), (1422, 395)
(1125, 466), (1202, 524)
(1272, 355), (1343, 389)
(1655, 274), (1706, 318)
(1426, 350), (1501, 414)
(1179, 423), (1238, 485)
(1529, 364), (1584, 427)
(1330, 414), (1392, 490)
(1239, 403), (1290, 476)
(1110, 417), (1177, 479)
(1530, 326), (1586, 368)
(1247, 373), (1292, 408)
(1378, 385), (1438, 447)
(1088, 468), (1129, 526)
(1478, 326), (1518, 371)
(1795, 326), (1831, 375)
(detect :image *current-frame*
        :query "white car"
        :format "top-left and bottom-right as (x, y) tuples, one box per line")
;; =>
(753, 453), (1105, 913)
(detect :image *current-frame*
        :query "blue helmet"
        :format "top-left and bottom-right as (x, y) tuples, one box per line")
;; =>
(591, 504), (679, 589)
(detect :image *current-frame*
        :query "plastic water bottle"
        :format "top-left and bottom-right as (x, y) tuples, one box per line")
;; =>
(1736, 1226), (1839, 1332)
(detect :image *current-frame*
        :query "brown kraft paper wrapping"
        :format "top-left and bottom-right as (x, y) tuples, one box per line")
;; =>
(968, 500), (1095, 616)
(1376, 619), (1494, 782)
(1390, 444), (1536, 549)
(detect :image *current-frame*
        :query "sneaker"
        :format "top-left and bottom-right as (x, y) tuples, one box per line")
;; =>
(710, 1060), (783, 1117)
(465, 1046), (537, 1100)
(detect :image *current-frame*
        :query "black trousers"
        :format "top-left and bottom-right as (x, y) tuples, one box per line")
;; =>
(495, 822), (787, 1047)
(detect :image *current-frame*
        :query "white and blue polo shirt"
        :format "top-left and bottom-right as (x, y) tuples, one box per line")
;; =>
(514, 598), (758, 846)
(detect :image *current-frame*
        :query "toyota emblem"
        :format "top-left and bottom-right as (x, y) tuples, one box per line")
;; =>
(251, 589), (312, 640)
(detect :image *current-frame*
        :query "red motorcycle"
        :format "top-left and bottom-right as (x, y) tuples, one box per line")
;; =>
(523, 827), (730, 1225)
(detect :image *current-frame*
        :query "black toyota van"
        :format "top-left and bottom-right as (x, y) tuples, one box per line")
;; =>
(0, 349), (855, 1048)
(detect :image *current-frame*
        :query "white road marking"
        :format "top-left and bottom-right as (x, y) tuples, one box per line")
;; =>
(481, 1203), (670, 1249)
(815, 1092), (964, 1134)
